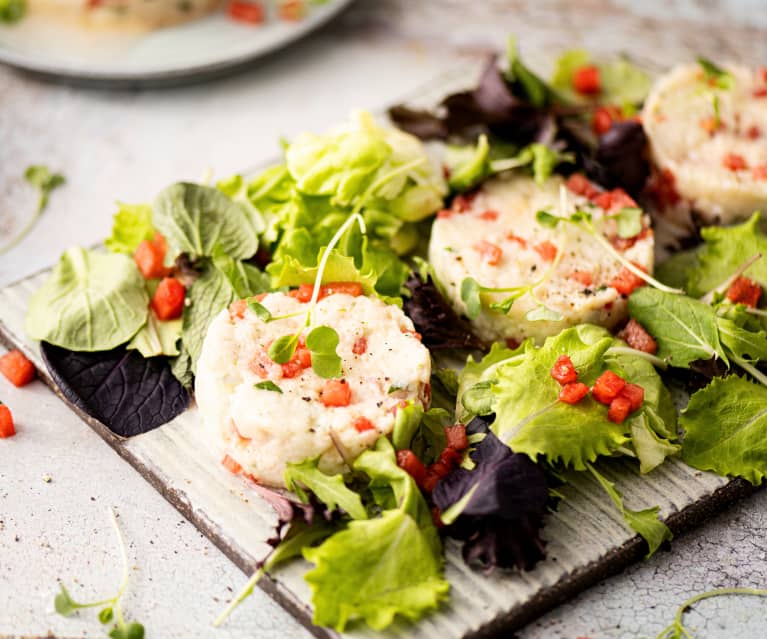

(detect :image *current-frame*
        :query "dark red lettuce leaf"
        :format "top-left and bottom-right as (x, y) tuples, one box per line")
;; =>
(389, 54), (649, 196)
(40, 342), (190, 437)
(389, 57), (550, 145)
(403, 272), (486, 351)
(432, 416), (549, 572)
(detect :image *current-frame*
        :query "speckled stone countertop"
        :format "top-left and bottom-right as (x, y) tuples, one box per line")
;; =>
(1, 2), (766, 638)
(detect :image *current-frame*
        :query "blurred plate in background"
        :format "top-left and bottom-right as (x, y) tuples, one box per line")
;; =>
(0, 0), (352, 87)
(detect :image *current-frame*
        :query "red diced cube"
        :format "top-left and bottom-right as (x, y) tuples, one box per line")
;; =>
(396, 449), (427, 487)
(723, 153), (748, 171)
(618, 318), (658, 355)
(0, 350), (35, 388)
(534, 241), (558, 262)
(726, 276), (762, 308)
(608, 396), (632, 423)
(151, 277), (186, 321)
(445, 424), (468, 451)
(0, 404), (15, 438)
(353, 416), (376, 433)
(559, 382), (590, 405)
(619, 383), (645, 412)
(592, 370), (627, 405)
(438, 446), (463, 469)
(566, 173), (600, 199)
(551, 354), (578, 385)
(573, 65), (601, 95)
(609, 265), (646, 296)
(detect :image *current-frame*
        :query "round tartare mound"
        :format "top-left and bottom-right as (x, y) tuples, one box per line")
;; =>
(195, 290), (432, 487)
(643, 63), (767, 226)
(429, 174), (655, 344)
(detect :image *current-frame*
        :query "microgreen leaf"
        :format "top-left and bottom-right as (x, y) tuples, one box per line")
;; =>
(0, 165), (65, 255)
(488, 288), (528, 314)
(306, 325), (342, 379)
(569, 209), (592, 224)
(108, 622), (145, 639)
(269, 334), (299, 364)
(255, 381), (283, 393)
(460, 277), (483, 320)
(53, 508), (144, 639)
(247, 299), (272, 322)
(697, 56), (734, 89)
(526, 305), (564, 322)
(25, 165), (65, 214)
(54, 585), (80, 616)
(615, 207), (643, 239)
(535, 210), (561, 228)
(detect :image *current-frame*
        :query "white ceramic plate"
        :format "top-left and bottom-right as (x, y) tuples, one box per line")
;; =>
(0, 0), (352, 87)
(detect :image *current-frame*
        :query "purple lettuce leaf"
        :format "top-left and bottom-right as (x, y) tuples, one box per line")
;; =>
(402, 272), (486, 351)
(432, 416), (549, 572)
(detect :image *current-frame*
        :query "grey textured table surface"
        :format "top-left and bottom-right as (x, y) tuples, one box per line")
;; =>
(2, 2), (767, 638)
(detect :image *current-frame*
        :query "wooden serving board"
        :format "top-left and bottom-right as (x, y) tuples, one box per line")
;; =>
(0, 68), (758, 639)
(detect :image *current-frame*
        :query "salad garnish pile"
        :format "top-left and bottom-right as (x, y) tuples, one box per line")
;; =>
(15, 40), (767, 634)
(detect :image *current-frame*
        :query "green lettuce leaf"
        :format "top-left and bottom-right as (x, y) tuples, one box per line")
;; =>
(716, 317), (767, 363)
(687, 213), (767, 296)
(391, 401), (450, 464)
(177, 258), (269, 377)
(605, 340), (679, 471)
(505, 36), (558, 107)
(152, 182), (259, 262)
(457, 341), (524, 421)
(284, 457), (367, 520)
(628, 288), (727, 368)
(26, 247), (148, 352)
(445, 134), (490, 192)
(268, 249), (377, 295)
(681, 375), (767, 485)
(551, 50), (651, 106)
(302, 439), (448, 631)
(126, 313), (182, 358)
(285, 110), (445, 219)
(104, 203), (155, 254)
(0, 0), (25, 23)
(490, 326), (629, 469)
(654, 248), (700, 292)
(586, 463), (672, 557)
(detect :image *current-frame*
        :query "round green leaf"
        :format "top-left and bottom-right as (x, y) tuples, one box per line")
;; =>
(26, 247), (148, 352)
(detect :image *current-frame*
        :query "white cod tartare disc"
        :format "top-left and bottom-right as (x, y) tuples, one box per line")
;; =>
(195, 291), (431, 487)
(643, 63), (767, 225)
(429, 174), (655, 344)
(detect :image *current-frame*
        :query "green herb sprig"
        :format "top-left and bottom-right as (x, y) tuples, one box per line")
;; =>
(54, 508), (145, 639)
(0, 165), (65, 255)
(656, 587), (767, 639)
(535, 205), (684, 295)
(266, 212), (366, 377)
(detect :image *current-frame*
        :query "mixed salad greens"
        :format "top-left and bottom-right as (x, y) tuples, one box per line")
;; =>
(22, 39), (767, 635)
